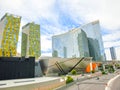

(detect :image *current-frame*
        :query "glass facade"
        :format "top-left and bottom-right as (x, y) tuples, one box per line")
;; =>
(0, 13), (21, 56)
(81, 20), (105, 61)
(21, 22), (41, 59)
(52, 20), (105, 61)
(52, 29), (90, 58)
(110, 47), (116, 60)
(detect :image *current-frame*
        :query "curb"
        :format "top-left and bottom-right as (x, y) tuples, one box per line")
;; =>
(55, 72), (102, 90)
(105, 74), (120, 90)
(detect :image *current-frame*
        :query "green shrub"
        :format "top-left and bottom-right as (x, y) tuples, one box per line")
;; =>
(66, 76), (74, 84)
(91, 70), (95, 73)
(102, 70), (107, 75)
(115, 64), (120, 69)
(108, 68), (115, 73)
(108, 65), (115, 73)
(102, 71), (105, 74)
(71, 69), (77, 75)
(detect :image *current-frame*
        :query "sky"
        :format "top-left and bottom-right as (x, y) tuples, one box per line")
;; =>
(0, 0), (120, 60)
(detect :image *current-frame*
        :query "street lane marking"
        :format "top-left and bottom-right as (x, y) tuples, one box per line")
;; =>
(77, 82), (106, 85)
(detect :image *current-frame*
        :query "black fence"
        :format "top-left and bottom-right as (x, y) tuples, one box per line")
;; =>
(0, 57), (35, 80)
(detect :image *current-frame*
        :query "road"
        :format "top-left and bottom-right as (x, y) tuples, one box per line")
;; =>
(65, 72), (120, 90)
(110, 74), (120, 90)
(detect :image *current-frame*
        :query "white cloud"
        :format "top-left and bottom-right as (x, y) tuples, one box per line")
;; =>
(41, 25), (68, 35)
(41, 53), (52, 57)
(1, 0), (120, 57)
(105, 49), (111, 60)
(58, 0), (120, 52)
(103, 30), (120, 42)
(0, 0), (57, 23)
(0, 0), (58, 56)
(104, 40), (120, 48)
(59, 0), (120, 30)
(103, 30), (120, 49)
(40, 25), (69, 53)
(0, 0), (23, 10)
(41, 35), (52, 52)
(17, 35), (21, 53)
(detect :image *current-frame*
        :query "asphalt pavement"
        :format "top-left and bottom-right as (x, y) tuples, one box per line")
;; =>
(110, 74), (120, 90)
(65, 72), (120, 90)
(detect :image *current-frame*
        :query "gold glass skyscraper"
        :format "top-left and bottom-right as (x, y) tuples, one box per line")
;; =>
(21, 22), (41, 59)
(0, 13), (21, 56)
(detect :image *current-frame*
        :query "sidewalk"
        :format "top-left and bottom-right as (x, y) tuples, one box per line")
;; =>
(0, 77), (65, 90)
(55, 71), (102, 90)
(56, 71), (120, 90)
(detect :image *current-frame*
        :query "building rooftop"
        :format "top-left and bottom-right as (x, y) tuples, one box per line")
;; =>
(0, 13), (21, 21)
(52, 20), (99, 38)
(22, 22), (40, 29)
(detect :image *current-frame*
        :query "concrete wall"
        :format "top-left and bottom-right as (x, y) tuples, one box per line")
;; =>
(0, 77), (65, 90)
(0, 57), (35, 80)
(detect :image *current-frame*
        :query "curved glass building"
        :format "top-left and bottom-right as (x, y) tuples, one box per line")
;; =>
(81, 20), (105, 61)
(52, 29), (89, 58)
(52, 20), (105, 61)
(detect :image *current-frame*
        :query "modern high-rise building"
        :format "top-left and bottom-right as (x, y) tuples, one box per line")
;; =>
(52, 29), (90, 58)
(110, 47), (116, 60)
(115, 47), (120, 60)
(52, 20), (105, 61)
(21, 22), (41, 59)
(0, 13), (21, 56)
(81, 20), (105, 61)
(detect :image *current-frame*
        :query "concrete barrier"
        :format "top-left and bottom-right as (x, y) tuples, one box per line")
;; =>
(0, 77), (66, 90)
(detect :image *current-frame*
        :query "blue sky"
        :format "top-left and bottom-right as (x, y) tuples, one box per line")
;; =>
(0, 0), (120, 59)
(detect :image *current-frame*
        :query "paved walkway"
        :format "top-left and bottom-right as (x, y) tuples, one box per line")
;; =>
(0, 77), (59, 88)
(65, 72), (120, 90)
(108, 74), (120, 90)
